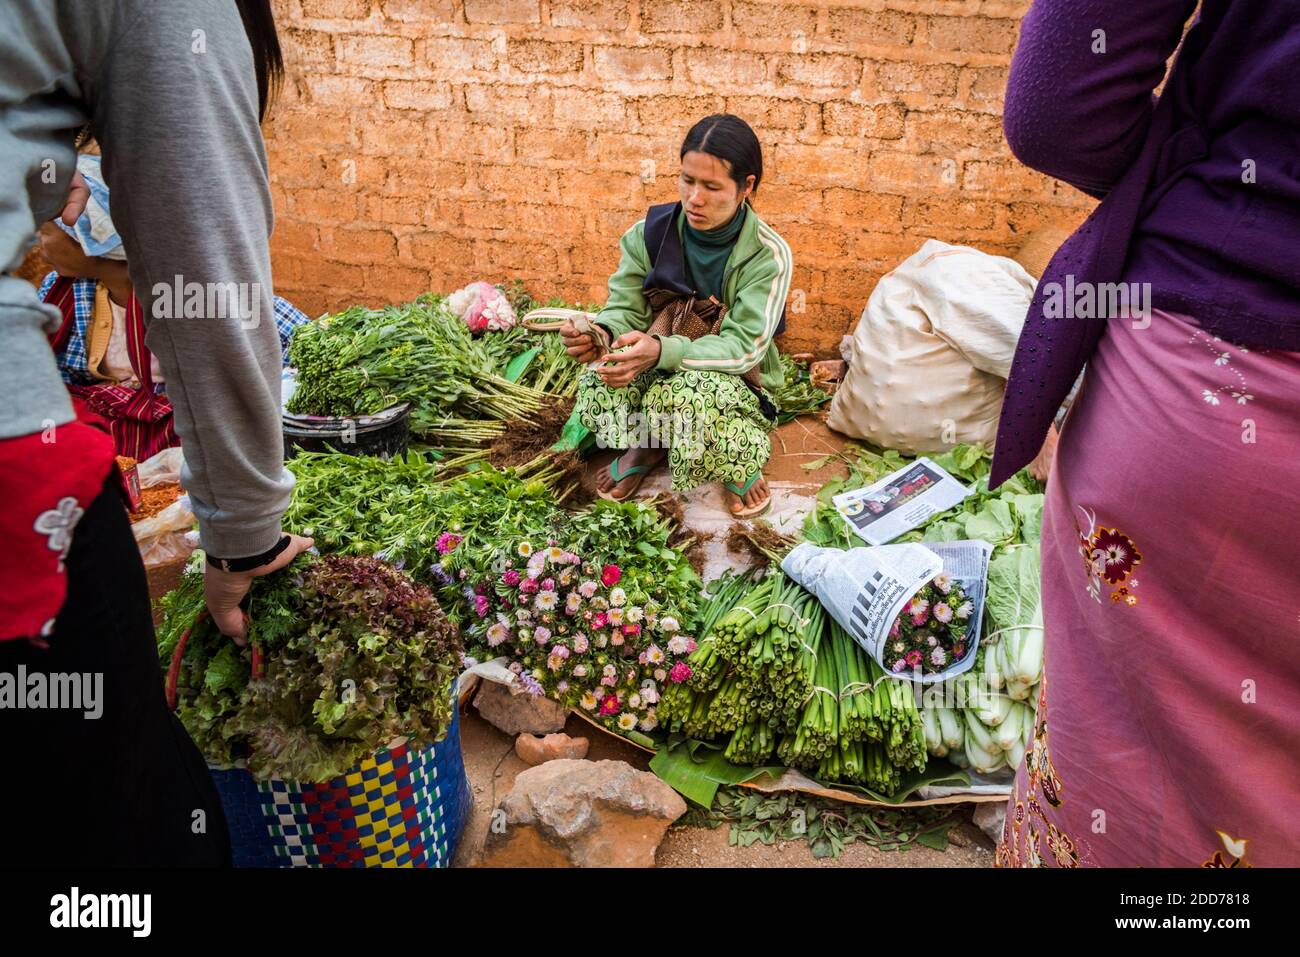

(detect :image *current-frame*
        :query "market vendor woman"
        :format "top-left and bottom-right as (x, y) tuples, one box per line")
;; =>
(564, 114), (792, 518)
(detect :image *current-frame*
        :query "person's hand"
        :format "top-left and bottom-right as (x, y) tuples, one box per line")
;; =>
(597, 331), (661, 389)
(560, 318), (601, 364)
(37, 222), (101, 279)
(1028, 422), (1059, 483)
(60, 170), (91, 226)
(204, 533), (315, 644)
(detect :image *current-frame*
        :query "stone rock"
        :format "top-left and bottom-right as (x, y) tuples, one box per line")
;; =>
(472, 679), (568, 736)
(973, 801), (1008, 844)
(515, 732), (589, 766)
(478, 759), (686, 867)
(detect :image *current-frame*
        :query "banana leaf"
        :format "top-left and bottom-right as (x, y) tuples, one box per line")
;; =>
(503, 346), (541, 383)
(651, 737), (783, 807)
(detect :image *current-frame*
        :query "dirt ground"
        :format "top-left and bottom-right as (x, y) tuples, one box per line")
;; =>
(454, 706), (995, 868)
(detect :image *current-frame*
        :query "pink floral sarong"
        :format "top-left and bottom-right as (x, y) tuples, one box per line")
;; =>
(997, 308), (1300, 868)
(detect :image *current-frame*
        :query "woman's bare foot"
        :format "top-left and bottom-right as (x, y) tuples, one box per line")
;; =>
(595, 446), (667, 500)
(726, 473), (771, 516)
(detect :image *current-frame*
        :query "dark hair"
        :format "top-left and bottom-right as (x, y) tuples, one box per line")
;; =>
(235, 0), (284, 121)
(680, 114), (763, 201)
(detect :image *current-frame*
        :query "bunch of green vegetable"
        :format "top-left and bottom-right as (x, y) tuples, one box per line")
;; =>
(659, 572), (824, 741)
(770, 353), (833, 425)
(286, 295), (558, 439)
(157, 554), (462, 782)
(657, 570), (930, 796)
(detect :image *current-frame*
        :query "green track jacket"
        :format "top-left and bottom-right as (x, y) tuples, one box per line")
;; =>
(595, 205), (793, 394)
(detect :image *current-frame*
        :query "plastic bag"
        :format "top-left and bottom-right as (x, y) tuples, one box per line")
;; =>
(136, 447), (184, 488)
(827, 239), (1035, 453)
(132, 494), (196, 567)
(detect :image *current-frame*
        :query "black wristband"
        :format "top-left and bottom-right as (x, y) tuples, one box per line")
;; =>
(207, 534), (292, 573)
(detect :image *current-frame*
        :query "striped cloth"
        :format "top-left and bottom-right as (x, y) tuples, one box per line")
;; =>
(40, 274), (308, 460)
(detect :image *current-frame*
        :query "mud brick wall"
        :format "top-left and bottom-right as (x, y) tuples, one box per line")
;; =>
(265, 0), (1094, 355)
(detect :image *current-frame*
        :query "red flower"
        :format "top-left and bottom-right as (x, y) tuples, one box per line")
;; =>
(1090, 527), (1141, 585)
(668, 661), (692, 684)
(601, 564), (622, 587)
(599, 694), (621, 716)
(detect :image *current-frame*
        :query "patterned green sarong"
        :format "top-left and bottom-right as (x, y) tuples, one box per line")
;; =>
(574, 368), (774, 491)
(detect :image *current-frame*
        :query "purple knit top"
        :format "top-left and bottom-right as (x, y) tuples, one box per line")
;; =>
(990, 0), (1300, 486)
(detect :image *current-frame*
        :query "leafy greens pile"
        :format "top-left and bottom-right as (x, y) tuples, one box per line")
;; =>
(157, 554), (462, 782)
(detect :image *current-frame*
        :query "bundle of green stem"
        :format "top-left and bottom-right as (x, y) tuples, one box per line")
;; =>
(823, 623), (927, 774)
(777, 641), (839, 768)
(659, 572), (822, 746)
(658, 571), (755, 727)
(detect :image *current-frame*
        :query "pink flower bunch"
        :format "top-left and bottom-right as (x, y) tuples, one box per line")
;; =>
(470, 549), (691, 741)
(881, 578), (973, 676)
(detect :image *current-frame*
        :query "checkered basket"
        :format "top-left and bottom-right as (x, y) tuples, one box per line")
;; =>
(209, 697), (472, 868)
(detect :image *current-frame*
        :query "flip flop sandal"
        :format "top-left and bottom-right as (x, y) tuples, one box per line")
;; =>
(723, 471), (771, 519)
(597, 455), (655, 502)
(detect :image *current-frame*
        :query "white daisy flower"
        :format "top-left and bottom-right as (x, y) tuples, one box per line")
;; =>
(639, 712), (658, 732)
(609, 587), (627, 607)
(659, 616), (680, 632)
(535, 590), (558, 611)
(627, 606), (644, 623)
(581, 692), (598, 711)
(579, 580), (599, 598)
(617, 713), (637, 731)
(547, 546), (565, 562)
(517, 541), (533, 557)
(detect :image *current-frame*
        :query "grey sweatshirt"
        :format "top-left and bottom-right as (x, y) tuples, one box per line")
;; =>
(0, 0), (292, 558)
